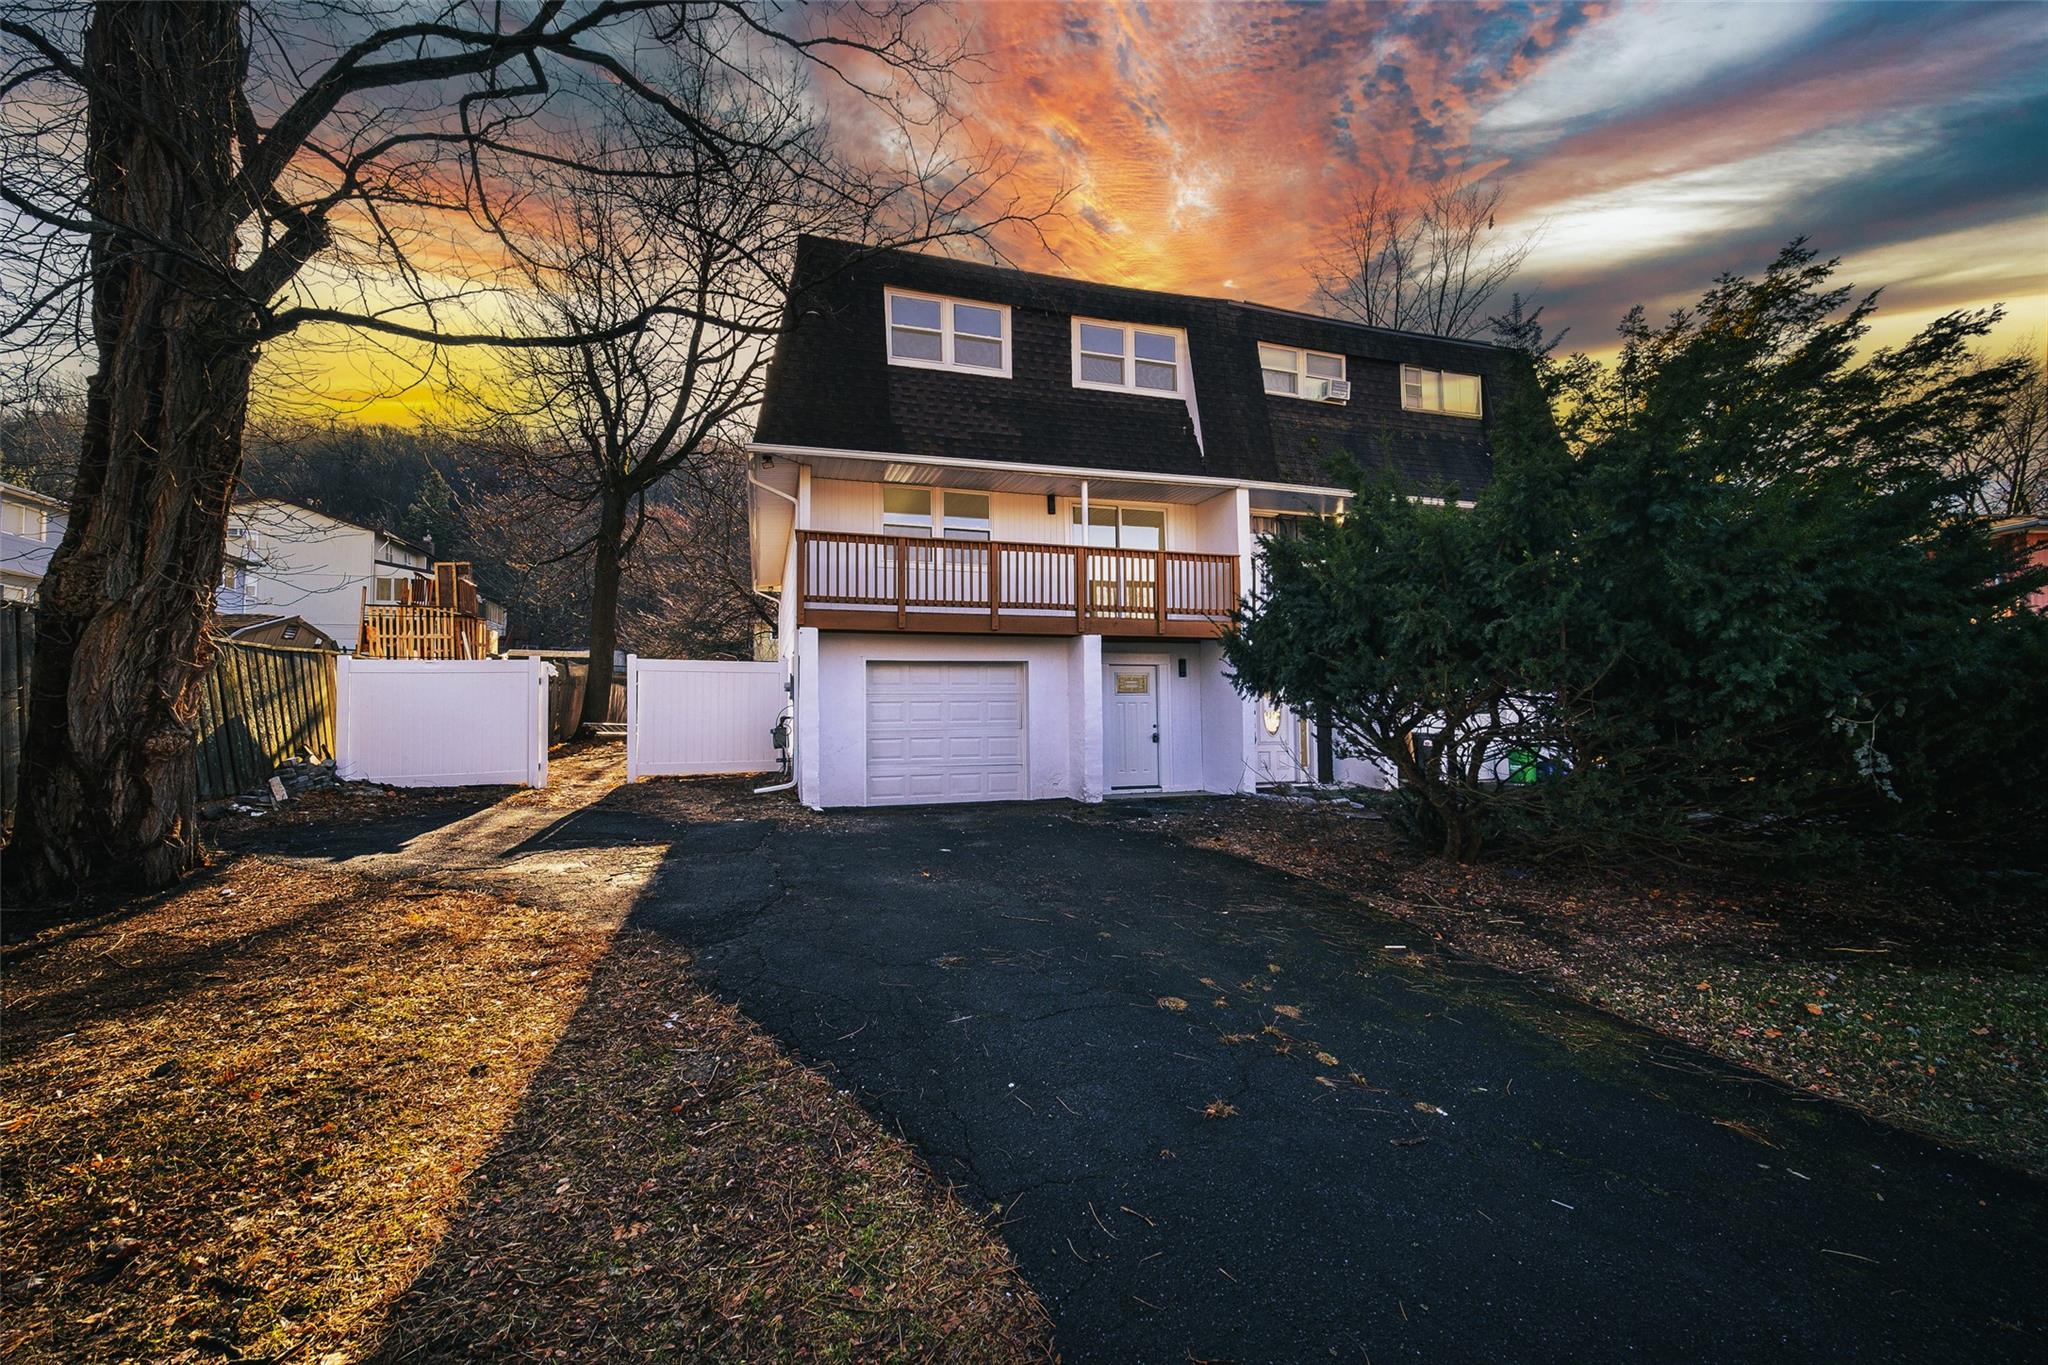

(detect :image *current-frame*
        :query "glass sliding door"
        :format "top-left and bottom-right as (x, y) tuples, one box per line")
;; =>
(1073, 505), (1165, 616)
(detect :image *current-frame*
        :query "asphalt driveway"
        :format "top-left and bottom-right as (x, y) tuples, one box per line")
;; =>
(630, 798), (2045, 1364)
(229, 776), (2047, 1362)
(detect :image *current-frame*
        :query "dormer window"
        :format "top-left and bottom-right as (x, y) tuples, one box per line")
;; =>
(1259, 344), (1347, 400)
(1071, 319), (1184, 397)
(886, 288), (1011, 376)
(1401, 365), (1482, 417)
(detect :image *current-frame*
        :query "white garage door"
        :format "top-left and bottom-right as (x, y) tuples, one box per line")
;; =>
(865, 662), (1026, 805)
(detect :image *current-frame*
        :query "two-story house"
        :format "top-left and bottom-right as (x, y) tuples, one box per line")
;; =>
(747, 236), (1516, 809)
(228, 499), (440, 650)
(0, 481), (69, 603)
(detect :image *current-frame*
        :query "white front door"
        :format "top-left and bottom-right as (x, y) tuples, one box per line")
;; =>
(865, 662), (1026, 805)
(1254, 696), (1311, 784)
(1104, 663), (1161, 789)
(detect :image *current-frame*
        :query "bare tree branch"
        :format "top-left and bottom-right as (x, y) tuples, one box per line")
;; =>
(1310, 177), (1539, 340)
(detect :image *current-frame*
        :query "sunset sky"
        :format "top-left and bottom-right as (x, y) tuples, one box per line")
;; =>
(948, 0), (2047, 359)
(284, 0), (2048, 422)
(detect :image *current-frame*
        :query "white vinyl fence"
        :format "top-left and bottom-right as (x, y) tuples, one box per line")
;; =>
(626, 656), (786, 781)
(335, 656), (550, 788)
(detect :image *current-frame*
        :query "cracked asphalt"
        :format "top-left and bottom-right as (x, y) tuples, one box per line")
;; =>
(227, 765), (2048, 1363)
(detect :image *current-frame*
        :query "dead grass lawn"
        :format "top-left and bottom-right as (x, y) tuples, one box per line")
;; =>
(1, 856), (1046, 1363)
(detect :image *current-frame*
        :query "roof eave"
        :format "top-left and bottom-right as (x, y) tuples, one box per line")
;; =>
(745, 440), (1352, 500)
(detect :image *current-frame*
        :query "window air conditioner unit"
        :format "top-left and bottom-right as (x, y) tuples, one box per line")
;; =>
(1322, 379), (1352, 403)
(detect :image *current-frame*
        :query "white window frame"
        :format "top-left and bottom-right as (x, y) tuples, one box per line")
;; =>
(1400, 365), (1483, 418)
(3, 504), (47, 540)
(1070, 318), (1187, 399)
(1067, 500), (1170, 550)
(938, 489), (992, 542)
(881, 485), (935, 536)
(884, 287), (1013, 378)
(880, 484), (997, 541)
(1259, 343), (1348, 401)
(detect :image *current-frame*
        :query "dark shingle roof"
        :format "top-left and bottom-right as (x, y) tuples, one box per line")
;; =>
(754, 236), (1521, 498)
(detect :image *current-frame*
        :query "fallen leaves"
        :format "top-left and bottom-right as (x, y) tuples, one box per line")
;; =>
(4, 851), (1049, 1365)
(1272, 1005), (1304, 1020)
(1102, 791), (2048, 1176)
(1157, 996), (1189, 1012)
(1413, 1101), (1449, 1117)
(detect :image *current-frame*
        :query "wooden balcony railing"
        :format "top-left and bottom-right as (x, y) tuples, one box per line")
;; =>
(358, 604), (491, 659)
(796, 530), (1239, 637)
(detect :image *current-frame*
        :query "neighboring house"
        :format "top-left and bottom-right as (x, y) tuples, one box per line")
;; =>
(228, 499), (437, 650)
(479, 597), (509, 654)
(211, 612), (343, 651)
(215, 538), (259, 613)
(0, 481), (68, 603)
(746, 236), (1516, 809)
(1990, 514), (2048, 613)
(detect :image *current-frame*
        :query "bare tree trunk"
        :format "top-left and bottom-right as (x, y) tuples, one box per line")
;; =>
(580, 490), (628, 729)
(7, 4), (254, 897)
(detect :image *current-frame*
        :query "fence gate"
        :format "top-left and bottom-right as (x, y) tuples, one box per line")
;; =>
(336, 656), (549, 788)
(626, 656), (785, 781)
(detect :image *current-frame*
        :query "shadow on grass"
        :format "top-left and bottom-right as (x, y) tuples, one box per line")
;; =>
(208, 788), (515, 864)
(363, 786), (1045, 1364)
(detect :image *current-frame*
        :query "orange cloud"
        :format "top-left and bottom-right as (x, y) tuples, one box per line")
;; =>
(268, 1), (2046, 424)
(955, 0), (1597, 301)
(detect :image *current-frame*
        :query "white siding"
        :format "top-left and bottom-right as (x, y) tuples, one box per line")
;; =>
(808, 477), (879, 533)
(235, 501), (381, 649)
(991, 490), (1067, 542)
(811, 478), (1067, 546)
(1198, 638), (1258, 795)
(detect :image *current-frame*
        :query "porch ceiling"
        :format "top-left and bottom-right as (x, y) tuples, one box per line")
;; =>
(750, 444), (1346, 514)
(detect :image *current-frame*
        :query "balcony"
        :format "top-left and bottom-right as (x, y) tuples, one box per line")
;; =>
(796, 530), (1239, 637)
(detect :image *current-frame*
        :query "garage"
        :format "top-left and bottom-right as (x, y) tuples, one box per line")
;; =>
(865, 662), (1026, 804)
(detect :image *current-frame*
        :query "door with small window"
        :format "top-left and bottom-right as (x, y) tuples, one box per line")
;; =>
(1072, 504), (1166, 618)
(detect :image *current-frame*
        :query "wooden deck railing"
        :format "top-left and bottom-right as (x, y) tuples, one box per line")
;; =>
(358, 603), (491, 659)
(796, 530), (1238, 637)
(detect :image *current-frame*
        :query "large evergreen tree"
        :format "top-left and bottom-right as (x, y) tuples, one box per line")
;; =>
(1230, 245), (2048, 869)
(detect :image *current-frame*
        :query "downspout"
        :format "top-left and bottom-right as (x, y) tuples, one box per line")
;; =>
(748, 468), (799, 508)
(750, 466), (802, 795)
